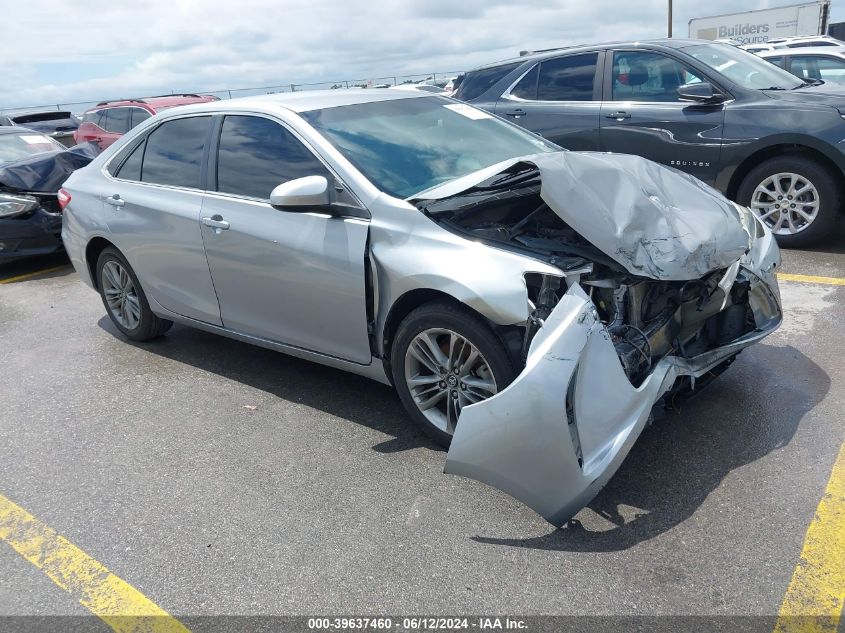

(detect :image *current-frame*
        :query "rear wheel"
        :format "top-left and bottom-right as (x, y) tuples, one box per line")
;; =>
(96, 247), (172, 341)
(392, 301), (515, 447)
(737, 155), (839, 248)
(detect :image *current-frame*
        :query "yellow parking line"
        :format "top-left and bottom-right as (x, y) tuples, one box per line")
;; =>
(0, 264), (70, 284)
(777, 273), (845, 287)
(0, 493), (190, 633)
(773, 442), (845, 633)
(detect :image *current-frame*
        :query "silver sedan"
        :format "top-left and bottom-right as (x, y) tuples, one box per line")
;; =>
(61, 90), (782, 525)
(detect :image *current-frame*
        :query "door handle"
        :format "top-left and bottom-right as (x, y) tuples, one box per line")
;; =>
(104, 194), (124, 208)
(605, 111), (631, 121)
(201, 215), (230, 233)
(504, 109), (526, 118)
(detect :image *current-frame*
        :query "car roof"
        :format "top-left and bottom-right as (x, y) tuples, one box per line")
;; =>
(161, 88), (433, 115)
(759, 46), (845, 56)
(90, 94), (217, 110)
(470, 38), (707, 71)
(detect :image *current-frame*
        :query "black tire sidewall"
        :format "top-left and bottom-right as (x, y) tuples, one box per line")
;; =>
(391, 301), (515, 448)
(737, 155), (839, 248)
(96, 247), (169, 341)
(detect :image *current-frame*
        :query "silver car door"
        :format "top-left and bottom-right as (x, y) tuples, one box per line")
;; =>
(104, 115), (222, 325)
(445, 284), (678, 526)
(200, 114), (372, 364)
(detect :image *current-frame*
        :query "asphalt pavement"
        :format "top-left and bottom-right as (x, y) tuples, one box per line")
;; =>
(1, 224), (844, 629)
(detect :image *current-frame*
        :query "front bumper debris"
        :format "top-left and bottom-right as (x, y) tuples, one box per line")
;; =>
(445, 271), (782, 526)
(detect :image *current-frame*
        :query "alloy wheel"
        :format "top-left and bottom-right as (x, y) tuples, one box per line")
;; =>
(101, 260), (141, 330)
(404, 328), (498, 435)
(750, 172), (819, 235)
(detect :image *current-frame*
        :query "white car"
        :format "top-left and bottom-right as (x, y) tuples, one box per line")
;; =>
(757, 46), (845, 84)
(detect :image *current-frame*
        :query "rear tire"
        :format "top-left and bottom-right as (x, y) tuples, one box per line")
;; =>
(391, 301), (515, 447)
(96, 247), (172, 341)
(737, 155), (839, 248)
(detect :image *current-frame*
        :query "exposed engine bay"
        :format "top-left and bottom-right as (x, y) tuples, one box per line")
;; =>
(418, 163), (756, 388)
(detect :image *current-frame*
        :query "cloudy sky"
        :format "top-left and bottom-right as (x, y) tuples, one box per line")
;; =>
(4, 0), (844, 109)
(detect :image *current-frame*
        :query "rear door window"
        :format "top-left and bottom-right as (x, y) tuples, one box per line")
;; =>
(113, 140), (145, 180)
(789, 55), (845, 82)
(130, 108), (152, 129)
(215, 115), (331, 199)
(140, 116), (210, 189)
(536, 53), (599, 101)
(102, 108), (131, 134)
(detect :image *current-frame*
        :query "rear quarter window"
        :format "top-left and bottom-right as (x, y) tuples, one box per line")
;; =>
(455, 62), (522, 101)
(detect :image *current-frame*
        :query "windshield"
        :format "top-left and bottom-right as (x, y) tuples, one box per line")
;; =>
(0, 132), (63, 163)
(301, 96), (556, 198)
(684, 42), (805, 90)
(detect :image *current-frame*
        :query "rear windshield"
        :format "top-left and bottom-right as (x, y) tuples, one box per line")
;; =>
(10, 111), (77, 132)
(0, 132), (63, 163)
(454, 63), (521, 101)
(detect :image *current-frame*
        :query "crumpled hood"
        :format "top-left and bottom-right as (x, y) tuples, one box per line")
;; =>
(532, 152), (751, 280)
(418, 151), (752, 281)
(0, 142), (99, 193)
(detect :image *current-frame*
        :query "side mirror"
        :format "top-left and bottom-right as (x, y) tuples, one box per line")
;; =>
(270, 175), (331, 210)
(677, 82), (727, 104)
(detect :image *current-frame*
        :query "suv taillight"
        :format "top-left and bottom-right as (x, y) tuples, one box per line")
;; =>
(57, 188), (71, 211)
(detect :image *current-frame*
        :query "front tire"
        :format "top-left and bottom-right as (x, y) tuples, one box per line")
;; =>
(96, 247), (172, 341)
(737, 155), (839, 248)
(392, 301), (515, 447)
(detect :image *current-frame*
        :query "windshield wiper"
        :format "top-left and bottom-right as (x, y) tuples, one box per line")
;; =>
(759, 86), (786, 91)
(794, 79), (824, 88)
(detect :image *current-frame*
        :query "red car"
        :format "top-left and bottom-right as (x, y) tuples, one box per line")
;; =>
(74, 94), (219, 150)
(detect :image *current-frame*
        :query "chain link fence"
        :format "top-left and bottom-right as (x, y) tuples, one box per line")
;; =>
(0, 71), (464, 114)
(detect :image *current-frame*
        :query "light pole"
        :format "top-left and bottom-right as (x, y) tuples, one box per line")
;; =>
(668, 0), (673, 37)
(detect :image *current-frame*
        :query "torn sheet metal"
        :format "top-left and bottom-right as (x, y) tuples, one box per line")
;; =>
(418, 151), (752, 281)
(445, 284), (677, 526)
(0, 142), (100, 193)
(445, 277), (782, 527)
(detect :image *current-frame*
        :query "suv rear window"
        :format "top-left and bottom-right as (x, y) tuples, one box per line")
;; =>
(537, 53), (598, 101)
(454, 62), (521, 101)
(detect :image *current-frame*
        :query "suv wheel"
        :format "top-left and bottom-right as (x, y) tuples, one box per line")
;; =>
(737, 155), (839, 248)
(96, 247), (172, 341)
(392, 301), (515, 447)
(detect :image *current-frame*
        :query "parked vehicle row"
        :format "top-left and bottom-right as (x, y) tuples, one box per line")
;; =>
(454, 39), (845, 247)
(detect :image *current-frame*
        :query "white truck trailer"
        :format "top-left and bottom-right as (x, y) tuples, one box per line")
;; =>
(689, 1), (830, 45)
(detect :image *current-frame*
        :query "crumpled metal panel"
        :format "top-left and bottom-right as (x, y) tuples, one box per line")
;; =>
(416, 151), (753, 282)
(531, 152), (753, 281)
(445, 266), (782, 526)
(444, 284), (677, 526)
(0, 142), (100, 193)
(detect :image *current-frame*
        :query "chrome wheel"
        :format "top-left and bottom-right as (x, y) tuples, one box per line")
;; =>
(750, 172), (819, 235)
(101, 260), (141, 330)
(403, 328), (498, 435)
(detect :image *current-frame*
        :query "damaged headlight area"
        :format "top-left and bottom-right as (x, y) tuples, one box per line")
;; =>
(0, 193), (40, 218)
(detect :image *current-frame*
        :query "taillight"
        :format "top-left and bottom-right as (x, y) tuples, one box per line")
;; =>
(57, 188), (71, 211)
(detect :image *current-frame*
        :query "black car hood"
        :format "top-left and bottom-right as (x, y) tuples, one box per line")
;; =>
(762, 83), (845, 108)
(0, 142), (99, 193)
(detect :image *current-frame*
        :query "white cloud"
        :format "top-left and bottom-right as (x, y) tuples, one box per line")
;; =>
(3, 0), (842, 108)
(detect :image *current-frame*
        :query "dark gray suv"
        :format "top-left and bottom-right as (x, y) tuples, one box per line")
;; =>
(456, 39), (845, 247)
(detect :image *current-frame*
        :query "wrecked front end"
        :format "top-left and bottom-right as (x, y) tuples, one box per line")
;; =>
(0, 143), (99, 258)
(418, 152), (782, 526)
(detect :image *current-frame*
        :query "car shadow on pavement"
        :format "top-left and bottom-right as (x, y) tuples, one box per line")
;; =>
(471, 343), (829, 551)
(97, 318), (439, 453)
